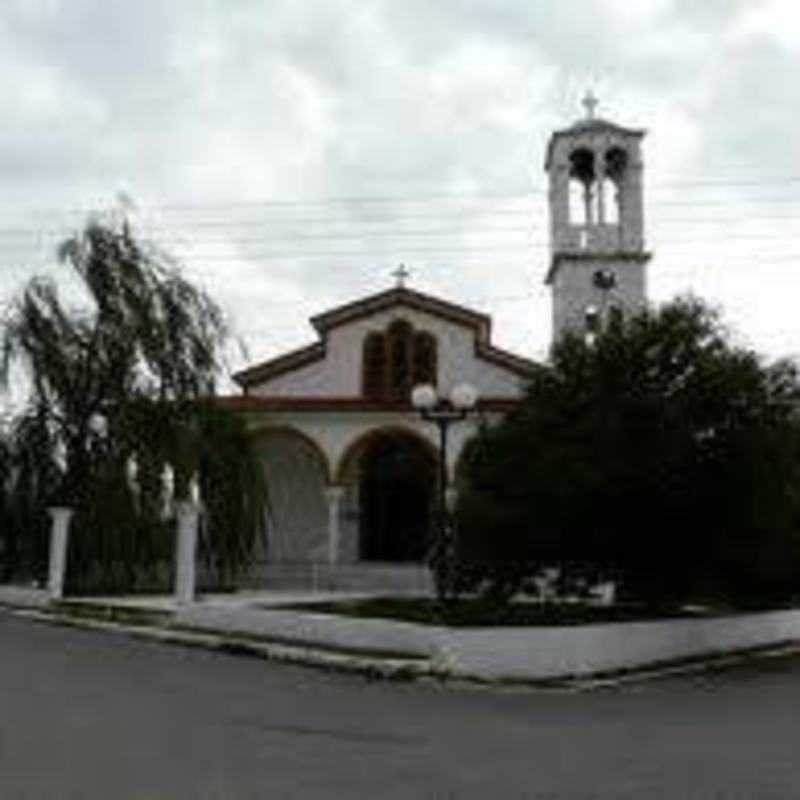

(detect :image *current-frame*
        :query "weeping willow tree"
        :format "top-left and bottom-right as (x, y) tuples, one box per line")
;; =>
(0, 404), (62, 583)
(0, 214), (267, 592)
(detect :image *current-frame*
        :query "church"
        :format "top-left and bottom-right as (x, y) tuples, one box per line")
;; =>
(220, 98), (652, 591)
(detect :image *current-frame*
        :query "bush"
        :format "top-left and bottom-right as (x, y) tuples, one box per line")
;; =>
(455, 297), (800, 608)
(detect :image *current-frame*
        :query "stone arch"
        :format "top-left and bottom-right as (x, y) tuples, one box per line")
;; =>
(335, 425), (437, 484)
(249, 426), (330, 564)
(604, 146), (628, 225)
(568, 147), (595, 225)
(336, 426), (439, 563)
(249, 425), (332, 485)
(605, 146), (628, 182)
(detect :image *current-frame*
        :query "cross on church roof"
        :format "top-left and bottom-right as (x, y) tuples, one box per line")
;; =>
(392, 263), (410, 288)
(582, 90), (598, 120)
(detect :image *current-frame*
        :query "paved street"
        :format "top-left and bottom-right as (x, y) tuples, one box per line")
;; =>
(2, 611), (800, 799)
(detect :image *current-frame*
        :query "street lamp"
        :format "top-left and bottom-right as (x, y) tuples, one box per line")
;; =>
(411, 382), (479, 593)
(411, 382), (479, 511)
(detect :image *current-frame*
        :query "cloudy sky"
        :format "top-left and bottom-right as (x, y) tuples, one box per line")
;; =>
(1, 0), (799, 401)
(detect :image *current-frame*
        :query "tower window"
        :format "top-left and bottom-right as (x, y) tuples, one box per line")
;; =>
(592, 269), (617, 290)
(600, 177), (618, 224)
(570, 181), (588, 227)
(604, 147), (628, 225)
(568, 148), (595, 226)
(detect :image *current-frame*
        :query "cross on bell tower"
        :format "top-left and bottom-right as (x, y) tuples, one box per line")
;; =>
(582, 90), (598, 120)
(543, 96), (651, 344)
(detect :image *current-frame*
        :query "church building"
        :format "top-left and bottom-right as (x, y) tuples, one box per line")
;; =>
(220, 97), (650, 591)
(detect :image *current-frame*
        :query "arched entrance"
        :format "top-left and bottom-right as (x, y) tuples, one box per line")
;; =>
(251, 427), (329, 564)
(358, 432), (436, 562)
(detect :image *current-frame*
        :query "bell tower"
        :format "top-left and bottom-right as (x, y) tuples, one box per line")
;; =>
(545, 93), (651, 343)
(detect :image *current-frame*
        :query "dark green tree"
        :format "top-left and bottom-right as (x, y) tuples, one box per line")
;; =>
(0, 214), (267, 591)
(456, 296), (800, 607)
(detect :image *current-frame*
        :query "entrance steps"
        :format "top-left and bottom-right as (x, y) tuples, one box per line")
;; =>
(245, 562), (433, 594)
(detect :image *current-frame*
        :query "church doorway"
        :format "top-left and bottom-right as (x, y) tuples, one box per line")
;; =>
(358, 432), (436, 562)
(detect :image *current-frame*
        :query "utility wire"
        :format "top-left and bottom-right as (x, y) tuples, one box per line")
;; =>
(0, 212), (797, 244)
(2, 172), (800, 215)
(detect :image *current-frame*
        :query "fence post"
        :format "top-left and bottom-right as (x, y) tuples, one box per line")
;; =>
(47, 507), (74, 600)
(174, 501), (199, 605)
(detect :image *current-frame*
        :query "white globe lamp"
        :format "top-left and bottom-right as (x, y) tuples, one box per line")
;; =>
(411, 383), (437, 410)
(449, 383), (478, 411)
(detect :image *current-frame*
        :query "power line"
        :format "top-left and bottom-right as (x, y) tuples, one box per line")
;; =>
(2, 228), (799, 259)
(0, 210), (799, 245)
(2, 172), (800, 216)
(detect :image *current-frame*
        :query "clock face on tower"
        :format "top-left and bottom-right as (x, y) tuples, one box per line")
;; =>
(592, 269), (617, 291)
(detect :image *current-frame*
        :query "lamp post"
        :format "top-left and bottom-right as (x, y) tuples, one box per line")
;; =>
(411, 382), (479, 597)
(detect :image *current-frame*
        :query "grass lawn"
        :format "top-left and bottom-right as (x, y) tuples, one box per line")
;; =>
(285, 597), (721, 627)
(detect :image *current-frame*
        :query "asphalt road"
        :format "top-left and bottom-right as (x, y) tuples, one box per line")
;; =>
(2, 611), (800, 799)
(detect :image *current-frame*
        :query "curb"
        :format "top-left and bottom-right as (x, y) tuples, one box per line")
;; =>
(6, 606), (435, 683)
(4, 601), (800, 692)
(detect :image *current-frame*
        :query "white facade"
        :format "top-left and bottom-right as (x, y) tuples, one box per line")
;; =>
(227, 286), (536, 586)
(251, 306), (525, 399)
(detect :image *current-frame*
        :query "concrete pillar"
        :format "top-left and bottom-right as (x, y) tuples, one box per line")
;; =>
(592, 581), (616, 607)
(174, 501), (199, 605)
(595, 146), (606, 225)
(550, 163), (570, 247)
(324, 486), (346, 565)
(47, 507), (74, 600)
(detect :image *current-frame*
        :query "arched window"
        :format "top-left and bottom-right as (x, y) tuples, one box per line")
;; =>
(361, 322), (438, 401)
(362, 332), (386, 399)
(388, 320), (413, 400)
(568, 147), (595, 226)
(569, 179), (587, 227)
(413, 332), (437, 387)
(604, 147), (627, 225)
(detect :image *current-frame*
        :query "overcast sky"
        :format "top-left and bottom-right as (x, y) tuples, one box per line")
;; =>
(1, 0), (799, 403)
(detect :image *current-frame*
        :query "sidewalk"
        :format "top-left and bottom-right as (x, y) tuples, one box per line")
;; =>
(0, 584), (438, 681)
(3, 584), (799, 689)
(0, 584), (52, 609)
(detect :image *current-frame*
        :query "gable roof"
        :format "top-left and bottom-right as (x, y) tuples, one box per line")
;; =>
(310, 286), (491, 339)
(233, 286), (539, 389)
(233, 341), (325, 388)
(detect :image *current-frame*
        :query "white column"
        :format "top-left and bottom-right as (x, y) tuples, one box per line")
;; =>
(595, 146), (606, 225)
(174, 501), (199, 605)
(324, 486), (346, 565)
(445, 486), (458, 513)
(47, 507), (74, 600)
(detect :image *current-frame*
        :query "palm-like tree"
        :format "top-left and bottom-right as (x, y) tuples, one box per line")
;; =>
(0, 214), (267, 592)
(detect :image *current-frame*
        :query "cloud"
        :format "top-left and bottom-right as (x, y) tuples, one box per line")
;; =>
(0, 0), (798, 388)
